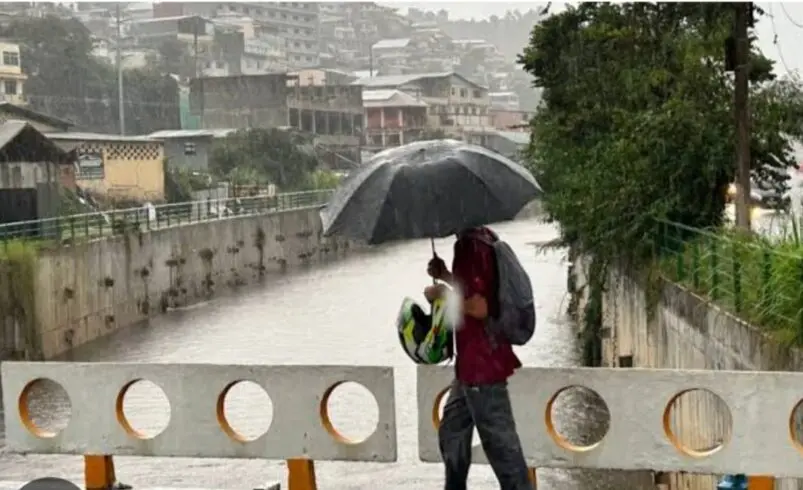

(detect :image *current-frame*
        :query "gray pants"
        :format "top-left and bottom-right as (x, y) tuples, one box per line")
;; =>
(438, 380), (533, 490)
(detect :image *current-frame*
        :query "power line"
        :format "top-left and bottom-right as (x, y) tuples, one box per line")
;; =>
(767, 3), (794, 76)
(780, 3), (803, 29)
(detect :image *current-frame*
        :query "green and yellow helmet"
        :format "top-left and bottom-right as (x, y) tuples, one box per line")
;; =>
(396, 296), (454, 364)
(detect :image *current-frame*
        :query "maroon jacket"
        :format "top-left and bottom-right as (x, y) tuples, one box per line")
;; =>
(452, 227), (522, 385)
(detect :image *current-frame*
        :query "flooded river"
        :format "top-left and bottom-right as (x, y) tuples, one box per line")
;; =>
(0, 219), (652, 490)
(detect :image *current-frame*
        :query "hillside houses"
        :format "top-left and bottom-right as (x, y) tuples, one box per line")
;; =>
(354, 71), (491, 145)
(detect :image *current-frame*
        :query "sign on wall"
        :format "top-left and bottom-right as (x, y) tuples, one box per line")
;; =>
(76, 152), (104, 180)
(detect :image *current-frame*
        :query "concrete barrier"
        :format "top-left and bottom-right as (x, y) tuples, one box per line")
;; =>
(7, 362), (799, 489)
(2, 362), (396, 490)
(417, 365), (798, 482)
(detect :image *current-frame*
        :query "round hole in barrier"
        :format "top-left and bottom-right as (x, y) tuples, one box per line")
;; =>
(18, 378), (72, 438)
(789, 398), (803, 452)
(216, 380), (273, 443)
(320, 381), (379, 445)
(432, 387), (481, 446)
(115, 379), (171, 440)
(545, 385), (610, 452)
(662, 388), (732, 458)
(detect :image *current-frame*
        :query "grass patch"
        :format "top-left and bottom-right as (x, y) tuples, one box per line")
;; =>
(657, 218), (803, 345)
(0, 239), (41, 359)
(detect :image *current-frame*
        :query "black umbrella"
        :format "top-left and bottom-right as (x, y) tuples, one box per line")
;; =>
(320, 139), (542, 246)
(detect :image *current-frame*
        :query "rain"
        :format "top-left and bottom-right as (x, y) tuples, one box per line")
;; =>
(3, 3), (802, 490)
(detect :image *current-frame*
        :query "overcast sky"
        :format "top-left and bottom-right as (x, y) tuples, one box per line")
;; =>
(385, 2), (803, 77)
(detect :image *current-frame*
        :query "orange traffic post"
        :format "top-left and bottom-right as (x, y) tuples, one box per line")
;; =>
(287, 458), (317, 490)
(84, 455), (116, 490)
(528, 467), (537, 488)
(747, 475), (774, 490)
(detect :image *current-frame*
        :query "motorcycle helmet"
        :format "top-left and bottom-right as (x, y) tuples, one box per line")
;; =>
(396, 296), (454, 364)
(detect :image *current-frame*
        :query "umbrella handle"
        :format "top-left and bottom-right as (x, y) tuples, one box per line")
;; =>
(431, 238), (437, 285)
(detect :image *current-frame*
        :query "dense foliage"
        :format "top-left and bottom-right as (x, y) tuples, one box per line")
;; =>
(0, 15), (179, 133)
(209, 128), (322, 191)
(520, 3), (803, 363)
(520, 2), (803, 263)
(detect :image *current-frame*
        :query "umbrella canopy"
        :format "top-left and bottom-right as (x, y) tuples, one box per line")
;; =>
(320, 139), (542, 245)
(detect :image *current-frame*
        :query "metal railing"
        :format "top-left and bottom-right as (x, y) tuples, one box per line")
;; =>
(0, 189), (333, 246)
(655, 219), (803, 344)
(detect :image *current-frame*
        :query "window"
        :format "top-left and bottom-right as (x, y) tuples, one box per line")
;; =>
(450, 87), (456, 96)
(473, 90), (482, 98)
(184, 142), (196, 156)
(460, 88), (467, 98)
(3, 51), (19, 66)
(4, 80), (16, 95)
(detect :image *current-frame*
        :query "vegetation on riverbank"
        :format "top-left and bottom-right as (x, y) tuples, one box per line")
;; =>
(519, 3), (803, 362)
(658, 218), (803, 345)
(0, 240), (41, 359)
(210, 128), (329, 191)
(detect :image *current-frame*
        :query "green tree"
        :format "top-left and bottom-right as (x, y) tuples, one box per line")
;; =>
(210, 128), (321, 190)
(0, 15), (180, 133)
(303, 169), (342, 190)
(519, 3), (803, 364)
(520, 2), (803, 260)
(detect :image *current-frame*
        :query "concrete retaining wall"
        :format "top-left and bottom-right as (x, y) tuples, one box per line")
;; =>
(2, 207), (362, 360)
(572, 255), (803, 490)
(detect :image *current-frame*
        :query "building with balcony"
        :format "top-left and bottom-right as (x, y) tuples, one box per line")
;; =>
(363, 89), (427, 152)
(353, 72), (490, 134)
(190, 73), (363, 168)
(0, 42), (27, 106)
(163, 2), (320, 69)
(287, 83), (363, 169)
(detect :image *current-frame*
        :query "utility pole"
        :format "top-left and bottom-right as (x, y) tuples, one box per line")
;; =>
(116, 3), (125, 135)
(194, 17), (204, 129)
(733, 2), (752, 230)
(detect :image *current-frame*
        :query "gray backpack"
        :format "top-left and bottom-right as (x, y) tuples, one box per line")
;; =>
(476, 231), (536, 347)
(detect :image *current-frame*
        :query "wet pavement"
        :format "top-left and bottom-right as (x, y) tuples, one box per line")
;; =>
(0, 219), (652, 490)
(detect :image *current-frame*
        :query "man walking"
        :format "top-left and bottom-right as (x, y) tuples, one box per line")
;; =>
(424, 226), (533, 490)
